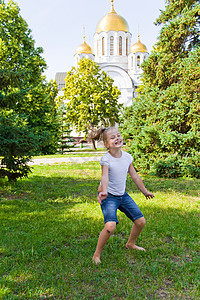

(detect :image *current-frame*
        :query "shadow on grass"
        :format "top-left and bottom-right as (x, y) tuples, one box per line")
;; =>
(1, 167), (199, 205)
(0, 175), (99, 206)
(127, 176), (200, 197)
(0, 199), (199, 299)
(0, 163), (199, 298)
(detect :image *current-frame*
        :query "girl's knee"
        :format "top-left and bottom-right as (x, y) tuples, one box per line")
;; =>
(105, 222), (116, 235)
(135, 217), (146, 228)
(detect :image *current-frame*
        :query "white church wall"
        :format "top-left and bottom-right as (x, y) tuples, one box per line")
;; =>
(101, 65), (134, 106)
(128, 51), (149, 86)
(94, 31), (131, 70)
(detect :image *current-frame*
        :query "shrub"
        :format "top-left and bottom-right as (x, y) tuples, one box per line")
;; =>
(0, 110), (38, 181)
(155, 154), (200, 178)
(155, 156), (183, 178)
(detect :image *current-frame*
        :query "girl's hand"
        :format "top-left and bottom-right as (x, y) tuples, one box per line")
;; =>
(97, 192), (108, 204)
(144, 191), (155, 199)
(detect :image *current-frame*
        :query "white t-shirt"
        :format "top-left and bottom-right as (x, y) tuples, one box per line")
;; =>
(100, 150), (133, 196)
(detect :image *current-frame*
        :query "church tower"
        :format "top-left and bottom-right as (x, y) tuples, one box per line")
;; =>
(74, 34), (94, 69)
(55, 0), (149, 107)
(94, 0), (131, 71)
(128, 35), (149, 87)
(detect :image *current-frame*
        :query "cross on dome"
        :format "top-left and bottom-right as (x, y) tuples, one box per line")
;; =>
(110, 0), (116, 14)
(96, 0), (129, 33)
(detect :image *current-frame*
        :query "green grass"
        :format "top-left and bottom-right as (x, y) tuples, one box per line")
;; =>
(0, 162), (199, 299)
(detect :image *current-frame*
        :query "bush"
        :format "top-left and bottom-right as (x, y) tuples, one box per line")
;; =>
(155, 156), (183, 178)
(155, 154), (200, 178)
(181, 154), (200, 178)
(0, 110), (38, 181)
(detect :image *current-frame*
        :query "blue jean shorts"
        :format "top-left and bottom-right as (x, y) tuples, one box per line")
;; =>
(100, 192), (143, 224)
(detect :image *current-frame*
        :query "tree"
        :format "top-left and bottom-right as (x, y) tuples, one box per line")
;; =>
(0, 110), (38, 181)
(17, 79), (60, 155)
(57, 102), (75, 154)
(0, 0), (46, 107)
(62, 58), (122, 149)
(120, 0), (200, 178)
(0, 0), (60, 180)
(0, 1), (60, 154)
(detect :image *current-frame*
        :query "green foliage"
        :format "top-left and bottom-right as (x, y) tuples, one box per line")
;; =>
(57, 102), (75, 154)
(20, 80), (60, 155)
(63, 58), (122, 136)
(0, 110), (38, 181)
(156, 0), (200, 50)
(0, 0), (46, 106)
(155, 154), (200, 178)
(0, 1), (60, 155)
(120, 0), (200, 178)
(0, 0), (61, 181)
(155, 156), (183, 178)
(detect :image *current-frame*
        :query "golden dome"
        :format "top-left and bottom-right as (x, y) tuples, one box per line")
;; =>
(130, 36), (148, 54)
(96, 0), (129, 33)
(76, 37), (93, 54)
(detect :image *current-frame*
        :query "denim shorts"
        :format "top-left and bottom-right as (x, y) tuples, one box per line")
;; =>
(100, 192), (143, 224)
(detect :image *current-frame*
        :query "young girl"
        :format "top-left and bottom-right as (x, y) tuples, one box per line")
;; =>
(92, 127), (154, 264)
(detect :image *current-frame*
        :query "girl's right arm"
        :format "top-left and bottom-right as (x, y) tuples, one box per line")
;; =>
(97, 165), (109, 204)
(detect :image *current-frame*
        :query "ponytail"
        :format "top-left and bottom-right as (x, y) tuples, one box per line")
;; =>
(88, 127), (104, 140)
(89, 126), (117, 143)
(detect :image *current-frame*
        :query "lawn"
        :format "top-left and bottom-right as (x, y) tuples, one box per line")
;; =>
(0, 162), (199, 299)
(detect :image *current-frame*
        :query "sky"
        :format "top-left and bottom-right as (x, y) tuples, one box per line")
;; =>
(12, 0), (166, 81)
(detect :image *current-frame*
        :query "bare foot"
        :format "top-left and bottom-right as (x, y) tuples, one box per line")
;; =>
(126, 243), (146, 251)
(92, 256), (101, 264)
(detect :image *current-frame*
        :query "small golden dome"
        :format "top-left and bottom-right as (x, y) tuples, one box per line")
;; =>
(76, 37), (93, 54)
(96, 0), (129, 33)
(130, 36), (148, 54)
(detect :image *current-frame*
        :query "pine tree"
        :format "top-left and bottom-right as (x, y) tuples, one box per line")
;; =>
(57, 103), (74, 154)
(120, 0), (200, 178)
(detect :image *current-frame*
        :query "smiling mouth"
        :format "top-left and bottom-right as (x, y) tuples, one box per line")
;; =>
(115, 140), (122, 145)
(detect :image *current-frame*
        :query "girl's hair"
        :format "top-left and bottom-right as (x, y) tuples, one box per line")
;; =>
(89, 126), (118, 144)
(102, 127), (118, 144)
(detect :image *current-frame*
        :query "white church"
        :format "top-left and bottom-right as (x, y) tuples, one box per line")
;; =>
(55, 0), (149, 107)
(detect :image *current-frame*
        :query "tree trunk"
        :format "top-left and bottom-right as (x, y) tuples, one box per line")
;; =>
(91, 139), (96, 150)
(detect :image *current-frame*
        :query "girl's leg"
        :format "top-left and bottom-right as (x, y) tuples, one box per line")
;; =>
(92, 221), (116, 264)
(126, 217), (146, 251)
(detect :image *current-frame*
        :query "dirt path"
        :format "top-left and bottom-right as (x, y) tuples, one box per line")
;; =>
(29, 156), (102, 165)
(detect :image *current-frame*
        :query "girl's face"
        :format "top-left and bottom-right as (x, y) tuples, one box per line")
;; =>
(104, 129), (123, 149)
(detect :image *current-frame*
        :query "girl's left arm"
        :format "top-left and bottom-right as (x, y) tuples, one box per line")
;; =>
(128, 164), (154, 199)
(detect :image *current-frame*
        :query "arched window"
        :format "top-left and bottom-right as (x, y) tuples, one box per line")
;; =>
(137, 55), (140, 67)
(119, 36), (122, 55)
(102, 37), (105, 56)
(126, 38), (128, 56)
(97, 39), (99, 56)
(110, 36), (114, 55)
